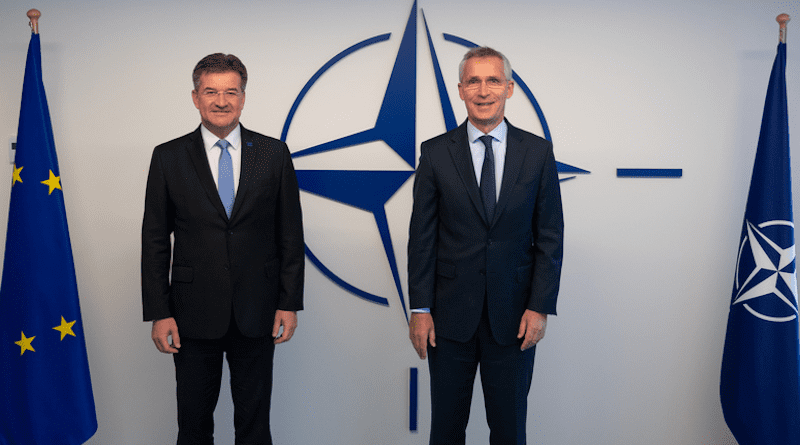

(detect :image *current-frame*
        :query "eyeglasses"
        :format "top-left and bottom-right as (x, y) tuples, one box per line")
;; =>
(461, 78), (508, 91)
(199, 90), (242, 99)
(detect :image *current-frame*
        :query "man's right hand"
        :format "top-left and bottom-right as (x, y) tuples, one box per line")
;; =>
(409, 312), (436, 359)
(151, 317), (181, 354)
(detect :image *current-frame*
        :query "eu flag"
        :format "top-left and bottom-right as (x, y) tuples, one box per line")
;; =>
(0, 32), (97, 444)
(721, 40), (800, 445)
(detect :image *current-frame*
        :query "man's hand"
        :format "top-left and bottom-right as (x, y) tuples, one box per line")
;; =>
(409, 312), (436, 359)
(518, 310), (547, 351)
(152, 317), (181, 354)
(273, 310), (298, 344)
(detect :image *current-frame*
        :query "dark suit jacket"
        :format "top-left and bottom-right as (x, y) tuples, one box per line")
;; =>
(408, 120), (563, 345)
(142, 125), (304, 339)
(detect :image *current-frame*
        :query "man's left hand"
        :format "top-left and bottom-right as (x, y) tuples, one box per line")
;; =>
(517, 310), (547, 351)
(273, 310), (298, 344)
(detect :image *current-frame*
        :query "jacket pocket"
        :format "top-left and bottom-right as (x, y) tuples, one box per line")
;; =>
(516, 263), (532, 283)
(264, 258), (280, 277)
(171, 265), (193, 283)
(437, 261), (456, 279)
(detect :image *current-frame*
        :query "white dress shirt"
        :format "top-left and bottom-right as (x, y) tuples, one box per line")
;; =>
(200, 123), (242, 194)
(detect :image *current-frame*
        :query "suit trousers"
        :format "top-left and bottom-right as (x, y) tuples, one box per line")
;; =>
(427, 304), (536, 445)
(173, 315), (275, 445)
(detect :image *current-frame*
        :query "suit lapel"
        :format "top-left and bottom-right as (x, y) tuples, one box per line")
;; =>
(232, 126), (256, 221)
(493, 121), (527, 226)
(186, 126), (230, 221)
(448, 123), (490, 225)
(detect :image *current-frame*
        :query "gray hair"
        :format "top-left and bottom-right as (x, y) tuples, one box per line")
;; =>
(458, 47), (512, 82)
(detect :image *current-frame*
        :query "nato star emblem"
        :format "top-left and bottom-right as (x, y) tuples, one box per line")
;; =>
(734, 220), (798, 322)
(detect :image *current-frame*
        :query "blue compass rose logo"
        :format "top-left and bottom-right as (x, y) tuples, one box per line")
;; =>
(280, 1), (588, 321)
(733, 219), (798, 322)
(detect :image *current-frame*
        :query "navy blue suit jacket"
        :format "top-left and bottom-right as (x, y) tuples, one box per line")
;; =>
(141, 125), (304, 339)
(408, 120), (563, 345)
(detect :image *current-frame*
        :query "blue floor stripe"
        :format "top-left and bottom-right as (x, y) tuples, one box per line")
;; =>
(410, 367), (418, 432)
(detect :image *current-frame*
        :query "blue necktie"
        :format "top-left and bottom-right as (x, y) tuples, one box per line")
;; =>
(479, 135), (496, 221)
(216, 139), (234, 217)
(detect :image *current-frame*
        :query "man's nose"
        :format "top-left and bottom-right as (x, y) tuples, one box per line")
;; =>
(213, 92), (228, 107)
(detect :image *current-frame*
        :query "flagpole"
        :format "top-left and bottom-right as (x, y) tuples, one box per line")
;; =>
(778, 14), (790, 44)
(27, 9), (40, 35)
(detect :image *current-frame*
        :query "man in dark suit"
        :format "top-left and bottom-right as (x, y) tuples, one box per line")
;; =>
(142, 53), (304, 445)
(408, 47), (563, 445)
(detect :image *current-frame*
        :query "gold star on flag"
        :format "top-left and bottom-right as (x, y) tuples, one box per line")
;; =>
(14, 331), (35, 356)
(41, 169), (61, 195)
(53, 316), (76, 341)
(12, 164), (23, 186)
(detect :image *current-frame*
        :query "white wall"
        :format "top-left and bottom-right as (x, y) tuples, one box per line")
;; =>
(1, 0), (798, 443)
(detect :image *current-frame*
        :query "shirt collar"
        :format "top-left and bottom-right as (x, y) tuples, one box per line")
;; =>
(200, 123), (242, 151)
(466, 119), (507, 145)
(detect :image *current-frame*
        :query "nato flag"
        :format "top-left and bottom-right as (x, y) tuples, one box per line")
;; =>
(721, 41), (800, 445)
(0, 33), (98, 444)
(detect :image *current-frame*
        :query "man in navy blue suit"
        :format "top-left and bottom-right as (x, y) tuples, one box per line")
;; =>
(408, 47), (564, 445)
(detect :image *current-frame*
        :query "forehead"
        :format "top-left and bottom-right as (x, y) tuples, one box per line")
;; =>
(196, 71), (243, 90)
(461, 56), (505, 80)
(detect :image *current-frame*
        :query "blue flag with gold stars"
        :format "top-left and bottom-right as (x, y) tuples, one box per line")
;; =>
(721, 41), (800, 445)
(0, 33), (97, 444)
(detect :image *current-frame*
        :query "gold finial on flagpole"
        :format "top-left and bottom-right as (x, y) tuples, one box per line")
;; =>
(777, 14), (790, 44)
(27, 9), (41, 35)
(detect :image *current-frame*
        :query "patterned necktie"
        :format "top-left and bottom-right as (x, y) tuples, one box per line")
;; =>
(216, 139), (234, 217)
(479, 135), (496, 221)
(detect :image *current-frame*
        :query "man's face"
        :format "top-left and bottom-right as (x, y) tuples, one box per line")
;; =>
(191, 71), (246, 139)
(458, 56), (514, 133)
